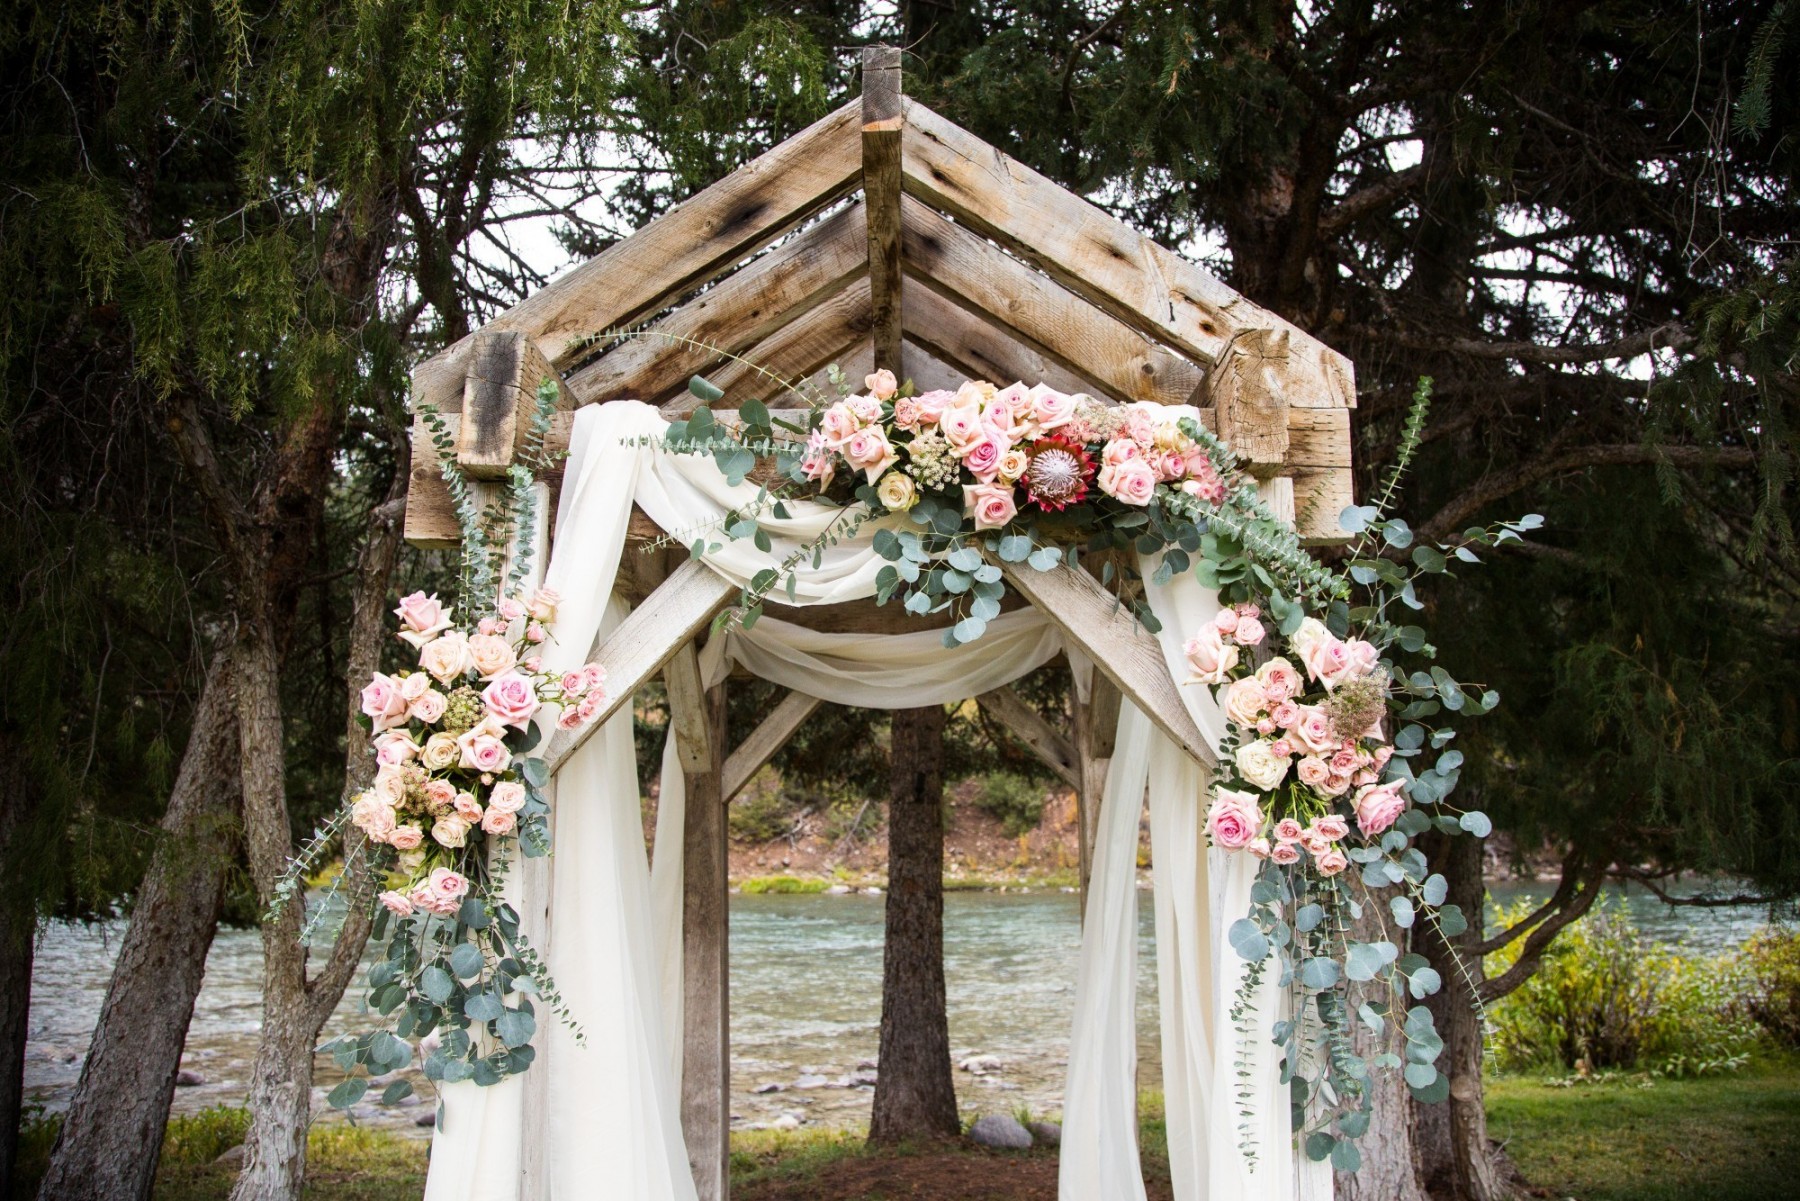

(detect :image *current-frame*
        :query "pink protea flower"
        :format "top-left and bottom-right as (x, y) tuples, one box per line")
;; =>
(1022, 436), (1094, 511)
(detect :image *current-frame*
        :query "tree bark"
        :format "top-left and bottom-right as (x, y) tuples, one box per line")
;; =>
(0, 735), (35, 1201)
(868, 705), (960, 1143)
(1335, 881), (1428, 1201)
(36, 654), (240, 1201)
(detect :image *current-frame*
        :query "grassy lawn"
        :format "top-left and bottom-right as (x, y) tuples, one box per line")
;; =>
(12, 1057), (1796, 1199)
(1486, 1051), (1800, 1201)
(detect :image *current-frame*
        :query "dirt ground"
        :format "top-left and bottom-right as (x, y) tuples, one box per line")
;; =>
(735, 1148), (1176, 1201)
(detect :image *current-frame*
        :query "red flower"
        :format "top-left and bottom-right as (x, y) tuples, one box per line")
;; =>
(1023, 436), (1095, 511)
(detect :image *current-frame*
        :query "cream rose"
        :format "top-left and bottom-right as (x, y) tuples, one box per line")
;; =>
(467, 633), (517, 680)
(1296, 755), (1332, 788)
(1234, 740), (1290, 790)
(876, 470), (918, 511)
(419, 630), (476, 686)
(481, 808), (517, 836)
(420, 733), (460, 771)
(1183, 625), (1240, 685)
(1223, 677), (1269, 728)
(487, 781), (527, 813)
(865, 368), (899, 400)
(351, 792), (397, 841)
(389, 824), (424, 851)
(372, 764), (408, 807)
(997, 448), (1029, 483)
(431, 813), (472, 849)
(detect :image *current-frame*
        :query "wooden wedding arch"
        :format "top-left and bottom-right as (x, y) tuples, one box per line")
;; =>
(403, 47), (1356, 1201)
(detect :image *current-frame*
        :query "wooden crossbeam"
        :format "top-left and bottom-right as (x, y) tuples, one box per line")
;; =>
(565, 202), (868, 407)
(975, 686), (1079, 789)
(899, 99), (1355, 408)
(902, 284), (1097, 399)
(723, 689), (822, 800)
(900, 196), (1205, 407)
(660, 277), (873, 416)
(411, 100), (864, 414)
(455, 331), (575, 479)
(862, 45), (904, 374)
(992, 556), (1214, 768)
(539, 559), (736, 776)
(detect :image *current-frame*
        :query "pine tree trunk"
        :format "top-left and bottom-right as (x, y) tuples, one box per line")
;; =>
(0, 737), (35, 1201)
(868, 705), (960, 1143)
(1335, 883), (1427, 1201)
(37, 655), (240, 1201)
(1415, 833), (1513, 1201)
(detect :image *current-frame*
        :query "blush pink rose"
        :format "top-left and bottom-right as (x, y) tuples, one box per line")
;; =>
(452, 791), (484, 822)
(351, 793), (397, 841)
(359, 673), (411, 732)
(410, 689), (447, 724)
(913, 389), (955, 424)
(1315, 848), (1349, 876)
(1292, 705), (1337, 754)
(940, 400), (986, 451)
(389, 824), (424, 851)
(1354, 782), (1407, 836)
(374, 731), (420, 767)
(1301, 633), (1355, 691)
(1123, 404), (1159, 446)
(378, 890), (414, 916)
(477, 617), (500, 636)
(1271, 842), (1302, 865)
(1269, 737), (1293, 757)
(1100, 438), (1140, 467)
(487, 781), (526, 814)
(1258, 720), (1280, 737)
(394, 591), (453, 648)
(560, 670), (585, 695)
(1314, 814), (1350, 841)
(1206, 788), (1264, 850)
(1234, 617), (1266, 646)
(481, 808), (517, 836)
(962, 482), (1019, 531)
(1027, 384), (1076, 430)
(1257, 658), (1302, 702)
(865, 368), (899, 399)
(819, 403), (861, 447)
(1319, 773), (1353, 797)
(481, 671), (538, 730)
(843, 427), (900, 482)
(960, 432), (1008, 480)
(1300, 829), (1331, 855)
(1331, 749), (1361, 775)
(1247, 837), (1272, 859)
(1270, 700), (1301, 728)
(456, 717), (512, 774)
(428, 866), (469, 902)
(424, 778), (457, 810)
(1296, 756), (1331, 788)
(1183, 625), (1240, 685)
(892, 396), (924, 431)
(1273, 817), (1305, 843)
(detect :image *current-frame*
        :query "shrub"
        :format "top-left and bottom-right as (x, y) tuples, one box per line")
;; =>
(730, 785), (800, 844)
(160, 1104), (252, 1164)
(1741, 926), (1800, 1047)
(738, 875), (827, 895)
(972, 771), (1047, 836)
(1485, 902), (1762, 1074)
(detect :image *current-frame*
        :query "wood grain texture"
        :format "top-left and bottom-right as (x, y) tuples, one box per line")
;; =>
(455, 331), (572, 479)
(899, 99), (1354, 407)
(664, 642), (714, 772)
(540, 559), (736, 775)
(993, 556), (1214, 768)
(901, 196), (1205, 406)
(681, 683), (729, 1201)
(723, 689), (822, 800)
(411, 101), (864, 414)
(661, 276), (873, 416)
(975, 687), (1079, 789)
(902, 284), (1097, 397)
(567, 203), (868, 407)
(403, 411), (579, 548)
(863, 45), (904, 374)
(1293, 466), (1355, 545)
(1208, 328), (1292, 476)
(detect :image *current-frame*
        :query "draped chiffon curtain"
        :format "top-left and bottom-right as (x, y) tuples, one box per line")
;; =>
(421, 400), (1327, 1201)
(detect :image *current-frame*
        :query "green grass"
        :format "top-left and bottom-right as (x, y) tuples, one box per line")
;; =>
(1486, 1050), (1800, 1201)
(737, 875), (831, 894)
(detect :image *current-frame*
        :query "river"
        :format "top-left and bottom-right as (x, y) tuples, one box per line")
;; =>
(22, 879), (1765, 1137)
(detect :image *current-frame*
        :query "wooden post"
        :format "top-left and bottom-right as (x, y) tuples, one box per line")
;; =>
(455, 330), (573, 479)
(1207, 328), (1292, 477)
(862, 44), (903, 375)
(680, 680), (730, 1201)
(1070, 674), (1120, 921)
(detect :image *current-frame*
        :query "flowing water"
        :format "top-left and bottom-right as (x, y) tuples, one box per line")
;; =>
(23, 879), (1764, 1138)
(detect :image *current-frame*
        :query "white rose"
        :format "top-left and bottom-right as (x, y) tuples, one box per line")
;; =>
(419, 732), (460, 771)
(876, 470), (918, 511)
(1289, 617), (1330, 662)
(419, 630), (475, 686)
(1234, 740), (1291, 791)
(431, 813), (472, 849)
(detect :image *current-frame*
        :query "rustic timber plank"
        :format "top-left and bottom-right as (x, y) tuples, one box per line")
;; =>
(412, 101), (864, 414)
(723, 689), (822, 800)
(993, 556), (1213, 767)
(565, 203), (868, 407)
(1069, 672), (1120, 922)
(899, 99), (1355, 407)
(1292, 467), (1354, 546)
(900, 196), (1205, 407)
(662, 277), (874, 416)
(664, 642), (714, 772)
(404, 410), (579, 548)
(975, 686), (1079, 789)
(863, 45), (904, 374)
(902, 285), (1098, 398)
(681, 683), (729, 1201)
(1207, 329), (1291, 477)
(540, 560), (736, 775)
(455, 331), (574, 479)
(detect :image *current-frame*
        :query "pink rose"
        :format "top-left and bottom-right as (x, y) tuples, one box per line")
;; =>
(1183, 625), (1240, 685)
(389, 824), (424, 851)
(1269, 737), (1293, 757)
(525, 623), (546, 644)
(428, 866), (469, 902)
(1027, 384), (1075, 430)
(457, 717), (512, 774)
(478, 617), (500, 636)
(452, 791), (483, 822)
(1214, 608), (1240, 635)
(557, 705), (584, 730)
(843, 427), (900, 482)
(983, 385), (1033, 441)
(359, 673), (411, 732)
(865, 368), (898, 400)
(799, 434), (836, 487)
(1224, 677), (1268, 728)
(487, 781), (526, 813)
(1354, 782), (1407, 836)
(1123, 404), (1159, 446)
(819, 403), (861, 447)
(1234, 617), (1266, 646)
(424, 778), (457, 810)
(940, 399), (987, 451)
(1273, 818), (1305, 843)
(1374, 745), (1394, 769)
(1247, 837), (1272, 860)
(1330, 749), (1360, 775)
(560, 670), (585, 695)
(481, 671), (538, 731)
(378, 890), (414, 916)
(393, 592), (453, 648)
(527, 587), (560, 622)
(374, 731), (420, 766)
(1206, 788), (1264, 850)
(1270, 700), (1301, 728)
(1315, 848), (1349, 876)
(960, 432), (1009, 480)
(581, 663), (606, 693)
(1300, 830), (1331, 855)
(496, 596), (527, 623)
(351, 793), (397, 841)
(1297, 756), (1331, 788)
(419, 630), (475, 686)
(1292, 705), (1337, 754)
(1271, 842), (1302, 865)
(1301, 632), (1355, 691)
(1099, 457), (1157, 505)
(574, 690), (604, 724)
(1258, 720), (1280, 737)
(1181, 476), (1227, 504)
(913, 389), (955, 424)
(1319, 773), (1353, 797)
(481, 808), (517, 836)
(848, 395), (883, 425)
(1257, 658), (1302, 703)
(893, 396), (924, 431)
(411, 689), (448, 724)
(962, 482), (1019, 531)
(1100, 438), (1140, 467)
(1236, 603), (1262, 620)
(1314, 814), (1350, 841)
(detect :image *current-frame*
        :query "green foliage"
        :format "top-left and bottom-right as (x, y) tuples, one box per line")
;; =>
(1486, 903), (1764, 1073)
(730, 789), (799, 845)
(159, 1106), (253, 1165)
(972, 772), (1049, 837)
(737, 875), (828, 895)
(1742, 926), (1800, 1047)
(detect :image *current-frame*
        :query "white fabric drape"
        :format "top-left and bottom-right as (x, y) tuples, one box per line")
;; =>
(421, 400), (1325, 1201)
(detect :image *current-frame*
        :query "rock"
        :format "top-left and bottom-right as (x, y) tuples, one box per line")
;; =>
(850, 1070), (878, 1087)
(771, 1113), (802, 1131)
(967, 1114), (1033, 1149)
(792, 1074), (829, 1089)
(824, 884), (851, 895)
(752, 1082), (783, 1094)
(855, 1057), (878, 1070)
(213, 1144), (246, 1166)
(865, 887), (883, 895)
(415, 1111), (439, 1128)
(1028, 1121), (1062, 1147)
(175, 1069), (205, 1087)
(958, 1054), (1003, 1075)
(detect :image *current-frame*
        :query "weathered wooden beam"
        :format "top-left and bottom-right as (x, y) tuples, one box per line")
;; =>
(900, 196), (1205, 407)
(664, 642), (714, 772)
(565, 203), (868, 407)
(455, 331), (575, 479)
(681, 682), (729, 1201)
(723, 689), (822, 800)
(1069, 672), (1120, 923)
(902, 284), (1097, 399)
(540, 560), (736, 776)
(1207, 329), (1291, 477)
(411, 101), (865, 415)
(862, 45), (904, 374)
(993, 557), (1213, 768)
(975, 686), (1079, 790)
(660, 277), (873, 416)
(899, 99), (1355, 408)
